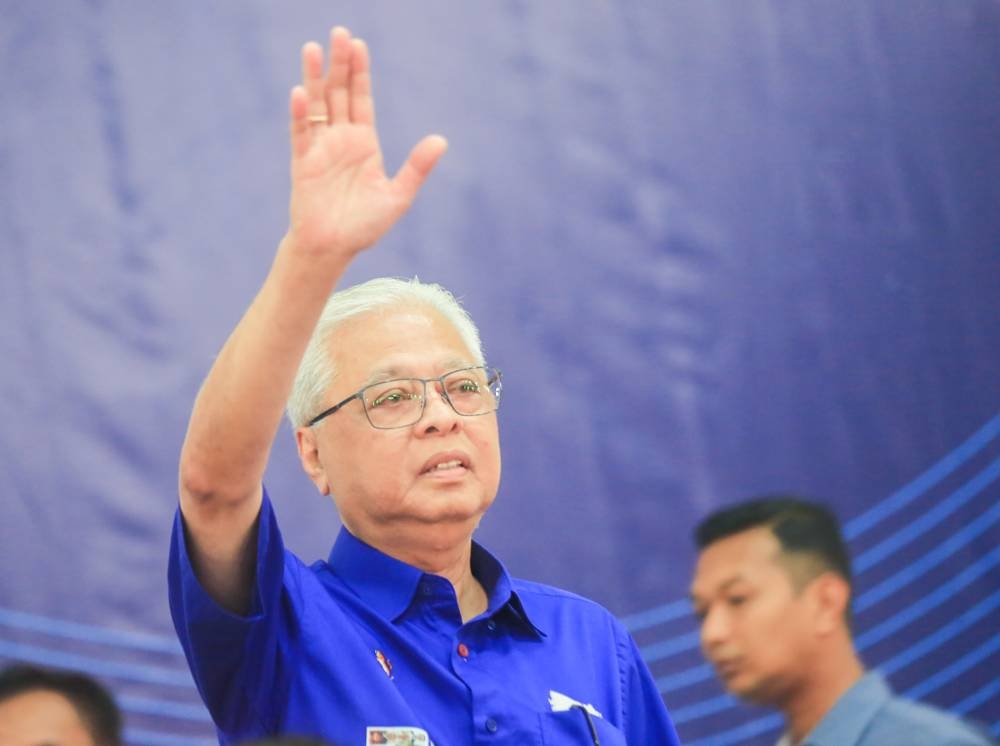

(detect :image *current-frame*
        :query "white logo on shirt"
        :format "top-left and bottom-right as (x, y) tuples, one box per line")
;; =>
(548, 689), (603, 718)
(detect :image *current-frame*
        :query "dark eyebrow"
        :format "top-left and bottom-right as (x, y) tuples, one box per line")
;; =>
(691, 575), (749, 603)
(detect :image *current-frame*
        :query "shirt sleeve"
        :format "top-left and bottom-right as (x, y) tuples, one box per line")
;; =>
(618, 622), (683, 746)
(167, 488), (292, 737)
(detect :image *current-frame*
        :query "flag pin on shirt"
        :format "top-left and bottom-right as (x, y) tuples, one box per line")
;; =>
(375, 649), (394, 679)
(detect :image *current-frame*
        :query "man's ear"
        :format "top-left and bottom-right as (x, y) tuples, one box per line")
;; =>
(812, 572), (851, 636)
(296, 426), (330, 495)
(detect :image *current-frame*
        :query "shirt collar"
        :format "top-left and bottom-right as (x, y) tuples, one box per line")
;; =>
(328, 528), (544, 637)
(783, 671), (891, 746)
(471, 541), (545, 638)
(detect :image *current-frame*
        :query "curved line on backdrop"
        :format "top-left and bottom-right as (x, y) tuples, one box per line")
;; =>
(879, 589), (1000, 677)
(845, 410), (1000, 539)
(124, 728), (217, 746)
(0, 641), (194, 687)
(621, 409), (1000, 634)
(117, 694), (213, 723)
(682, 713), (783, 746)
(904, 633), (1000, 701)
(953, 678), (1000, 716)
(853, 499), (1000, 614)
(852, 546), (1000, 651)
(655, 660), (714, 692)
(0, 608), (183, 655)
(638, 461), (1000, 664)
(853, 456), (1000, 573)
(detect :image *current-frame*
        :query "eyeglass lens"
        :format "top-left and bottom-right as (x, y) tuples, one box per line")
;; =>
(362, 367), (500, 429)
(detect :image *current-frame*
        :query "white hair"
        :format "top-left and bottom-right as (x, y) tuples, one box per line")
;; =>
(286, 276), (486, 428)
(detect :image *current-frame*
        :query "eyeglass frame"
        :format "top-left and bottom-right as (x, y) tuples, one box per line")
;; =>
(306, 365), (503, 429)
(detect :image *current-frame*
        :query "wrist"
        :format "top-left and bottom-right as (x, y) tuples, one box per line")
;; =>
(278, 230), (360, 264)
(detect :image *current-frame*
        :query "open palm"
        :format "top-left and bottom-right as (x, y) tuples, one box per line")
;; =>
(287, 28), (447, 258)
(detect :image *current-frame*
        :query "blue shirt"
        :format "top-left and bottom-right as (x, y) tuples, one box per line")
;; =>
(776, 671), (996, 746)
(169, 491), (681, 745)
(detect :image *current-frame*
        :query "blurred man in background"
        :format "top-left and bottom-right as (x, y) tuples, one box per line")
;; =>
(689, 495), (995, 745)
(0, 663), (122, 746)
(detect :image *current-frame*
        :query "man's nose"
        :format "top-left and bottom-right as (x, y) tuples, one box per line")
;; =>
(700, 606), (730, 651)
(415, 384), (460, 434)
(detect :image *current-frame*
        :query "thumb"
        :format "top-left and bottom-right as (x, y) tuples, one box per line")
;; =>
(391, 135), (448, 199)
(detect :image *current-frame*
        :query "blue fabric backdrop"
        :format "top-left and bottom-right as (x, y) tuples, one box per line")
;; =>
(1, 2), (998, 744)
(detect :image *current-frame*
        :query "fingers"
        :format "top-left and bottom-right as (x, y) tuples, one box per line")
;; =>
(392, 135), (449, 198)
(291, 28), (373, 136)
(290, 28), (353, 156)
(325, 26), (352, 124)
(349, 38), (375, 126)
(300, 41), (327, 124)
(289, 86), (312, 159)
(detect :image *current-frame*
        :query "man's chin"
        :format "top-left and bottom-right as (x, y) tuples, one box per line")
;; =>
(716, 670), (758, 699)
(401, 492), (489, 525)
(724, 677), (786, 709)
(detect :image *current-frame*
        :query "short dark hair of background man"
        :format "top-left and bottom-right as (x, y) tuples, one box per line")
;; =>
(0, 663), (123, 746)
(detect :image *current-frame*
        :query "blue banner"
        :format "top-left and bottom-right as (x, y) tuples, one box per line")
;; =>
(2, 3), (998, 743)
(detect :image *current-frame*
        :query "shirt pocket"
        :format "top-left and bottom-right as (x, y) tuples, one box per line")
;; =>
(539, 709), (629, 746)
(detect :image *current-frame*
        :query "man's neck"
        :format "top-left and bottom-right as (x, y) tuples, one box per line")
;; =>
(783, 650), (864, 743)
(367, 525), (489, 623)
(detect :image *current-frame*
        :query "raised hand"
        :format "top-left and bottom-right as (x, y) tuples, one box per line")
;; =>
(286, 26), (448, 259)
(177, 26), (449, 614)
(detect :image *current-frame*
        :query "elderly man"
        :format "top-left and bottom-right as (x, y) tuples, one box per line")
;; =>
(168, 26), (680, 746)
(0, 664), (123, 746)
(689, 496), (995, 746)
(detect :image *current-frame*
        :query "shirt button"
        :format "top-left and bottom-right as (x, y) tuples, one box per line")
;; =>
(485, 717), (498, 733)
(457, 642), (470, 658)
(422, 584), (432, 596)
(486, 620), (497, 632)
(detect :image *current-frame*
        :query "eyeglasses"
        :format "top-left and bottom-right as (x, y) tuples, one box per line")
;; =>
(307, 366), (503, 429)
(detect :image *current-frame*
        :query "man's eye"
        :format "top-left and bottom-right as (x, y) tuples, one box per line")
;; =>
(449, 379), (481, 394)
(371, 391), (408, 408)
(727, 595), (748, 607)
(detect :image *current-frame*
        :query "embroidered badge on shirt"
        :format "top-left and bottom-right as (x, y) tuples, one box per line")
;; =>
(374, 649), (394, 679)
(548, 689), (603, 718)
(366, 726), (430, 745)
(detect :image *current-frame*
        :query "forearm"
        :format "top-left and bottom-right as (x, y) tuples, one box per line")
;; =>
(179, 236), (351, 506)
